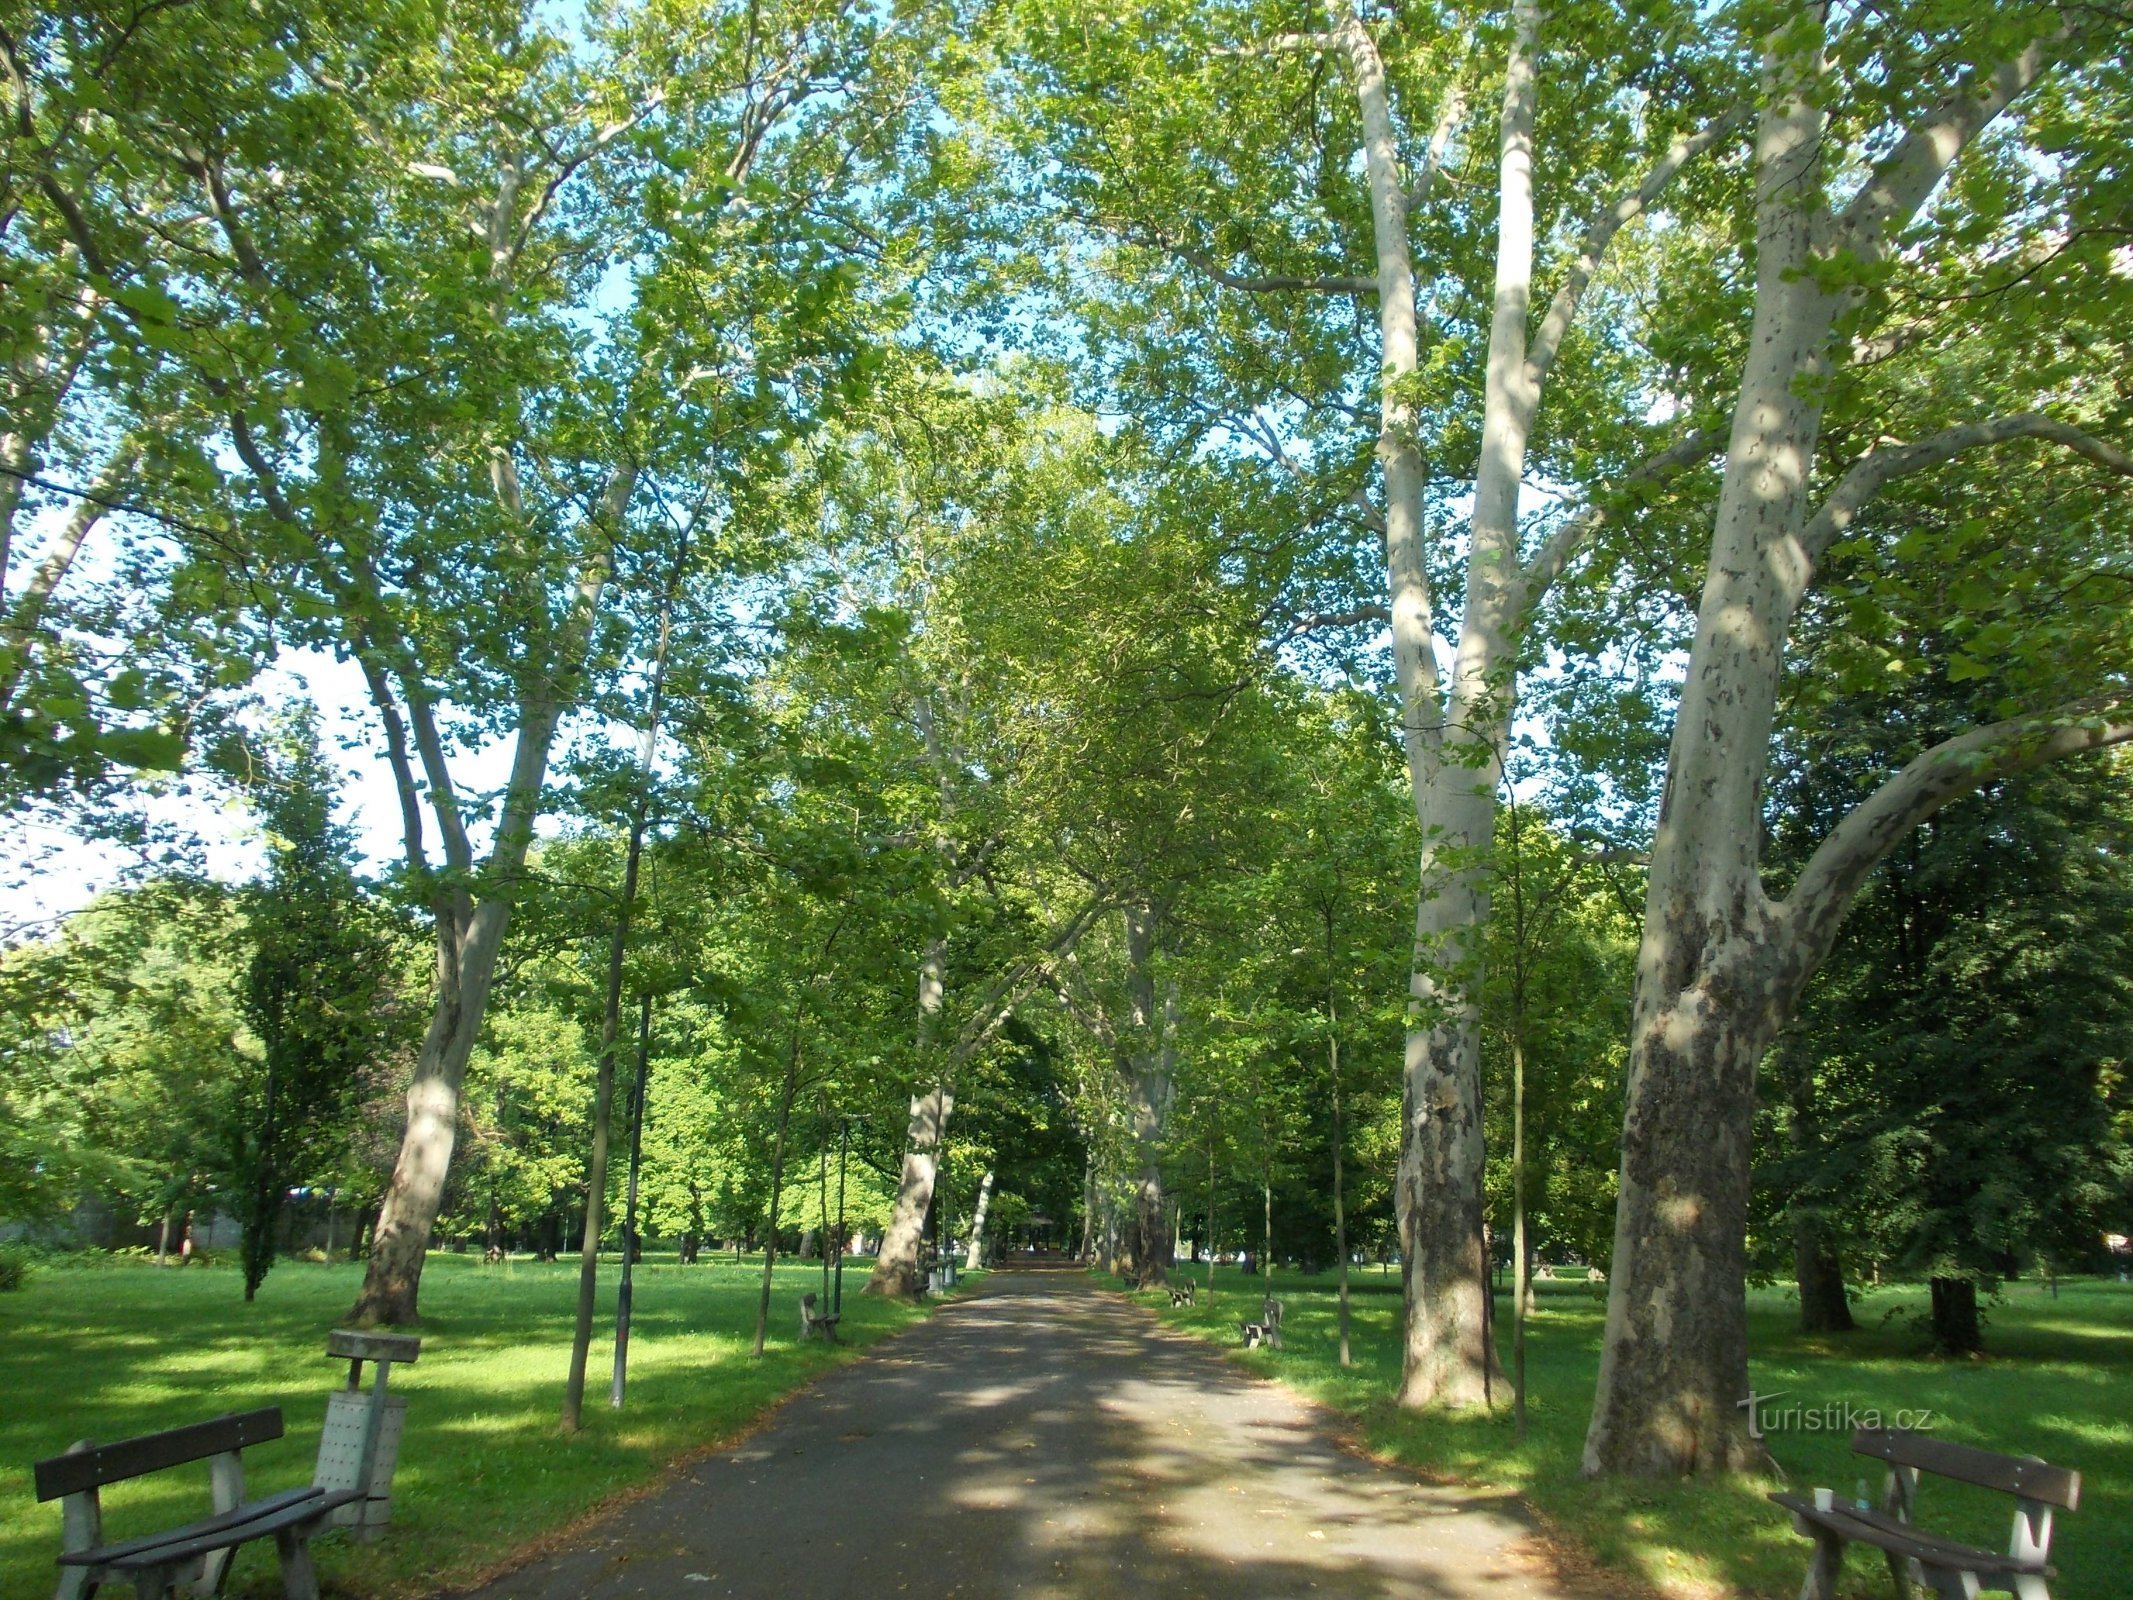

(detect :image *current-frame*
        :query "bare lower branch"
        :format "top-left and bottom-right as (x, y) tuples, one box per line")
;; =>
(1524, 106), (1748, 397)
(1280, 603), (1391, 639)
(352, 647), (432, 881)
(1803, 413), (2133, 564)
(1405, 80), (1470, 215)
(947, 892), (1108, 1065)
(1518, 424), (1726, 608)
(1171, 243), (1374, 296)
(1210, 31), (1337, 59)
(0, 446), (132, 711)
(1781, 703), (2133, 976)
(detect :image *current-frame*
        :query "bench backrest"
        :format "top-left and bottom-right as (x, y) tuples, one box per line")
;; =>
(1853, 1428), (2080, 1511)
(33, 1409), (284, 1503)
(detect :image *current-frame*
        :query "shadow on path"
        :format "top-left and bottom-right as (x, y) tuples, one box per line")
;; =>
(452, 1269), (1581, 1600)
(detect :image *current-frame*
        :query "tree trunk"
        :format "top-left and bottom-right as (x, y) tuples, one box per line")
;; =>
(754, 1020), (805, 1358)
(1582, 28), (1841, 1477)
(1929, 1277), (1981, 1355)
(1395, 777), (1504, 1409)
(1512, 1032), (1529, 1438)
(1385, 0), (1541, 1414)
(1123, 907), (1174, 1288)
(869, 940), (951, 1298)
(1205, 1125), (1219, 1294)
(1330, 1003), (1352, 1370)
(868, 1080), (952, 1298)
(350, 898), (512, 1324)
(1261, 1155), (1273, 1283)
(1580, 9), (2069, 1480)
(1795, 1218), (1853, 1334)
(1079, 1145), (1096, 1263)
(965, 1169), (995, 1271)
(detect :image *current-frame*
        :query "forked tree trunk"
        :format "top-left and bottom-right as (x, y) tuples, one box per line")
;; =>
(1398, 0), (1541, 1415)
(1583, 17), (2068, 1475)
(1580, 56), (1838, 1459)
(1342, 0), (1531, 1412)
(350, 467), (633, 1325)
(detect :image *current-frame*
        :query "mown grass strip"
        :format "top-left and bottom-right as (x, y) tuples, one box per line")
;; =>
(1130, 1267), (2132, 1599)
(0, 1253), (943, 1598)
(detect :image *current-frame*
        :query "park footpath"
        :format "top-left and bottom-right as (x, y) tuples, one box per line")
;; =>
(454, 1268), (1588, 1600)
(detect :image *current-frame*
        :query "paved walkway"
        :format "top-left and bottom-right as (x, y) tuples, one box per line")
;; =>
(458, 1269), (1579, 1600)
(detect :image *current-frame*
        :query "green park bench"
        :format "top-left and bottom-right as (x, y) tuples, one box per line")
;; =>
(1770, 1426), (2079, 1600)
(33, 1407), (361, 1600)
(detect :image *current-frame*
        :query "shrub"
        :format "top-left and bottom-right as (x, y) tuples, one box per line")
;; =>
(0, 1244), (33, 1292)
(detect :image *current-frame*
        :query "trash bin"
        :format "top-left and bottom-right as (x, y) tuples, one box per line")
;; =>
(315, 1329), (419, 1541)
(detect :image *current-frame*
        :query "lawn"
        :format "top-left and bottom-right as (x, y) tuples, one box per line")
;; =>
(1133, 1264), (2132, 1599)
(0, 1251), (941, 1598)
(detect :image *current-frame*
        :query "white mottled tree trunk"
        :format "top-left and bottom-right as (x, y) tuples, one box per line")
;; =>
(1123, 906), (1175, 1286)
(1584, 16), (2082, 1476)
(1388, 0), (1538, 1411)
(965, 1170), (995, 1270)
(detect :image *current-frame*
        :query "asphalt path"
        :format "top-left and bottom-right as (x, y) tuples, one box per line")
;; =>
(455, 1267), (1582, 1600)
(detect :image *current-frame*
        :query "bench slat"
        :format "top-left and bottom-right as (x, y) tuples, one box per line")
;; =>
(1852, 1428), (2080, 1511)
(325, 1329), (421, 1365)
(33, 1409), (285, 1502)
(56, 1487), (326, 1567)
(70, 1489), (362, 1572)
(1769, 1495), (2051, 1577)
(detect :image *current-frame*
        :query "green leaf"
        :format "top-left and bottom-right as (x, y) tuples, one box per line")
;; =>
(101, 727), (187, 771)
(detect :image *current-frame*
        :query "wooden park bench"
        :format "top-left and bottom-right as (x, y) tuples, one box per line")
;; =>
(1770, 1427), (2079, 1600)
(799, 1292), (841, 1344)
(34, 1406), (361, 1600)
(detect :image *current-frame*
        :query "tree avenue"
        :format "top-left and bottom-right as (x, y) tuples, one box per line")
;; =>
(4, 0), (2131, 1529)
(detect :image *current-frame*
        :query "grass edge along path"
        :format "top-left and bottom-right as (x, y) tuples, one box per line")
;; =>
(1121, 1266), (2133, 1600)
(0, 1254), (975, 1600)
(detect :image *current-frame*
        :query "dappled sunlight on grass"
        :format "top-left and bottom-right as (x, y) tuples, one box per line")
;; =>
(1132, 1267), (2133, 1599)
(0, 1252), (937, 1598)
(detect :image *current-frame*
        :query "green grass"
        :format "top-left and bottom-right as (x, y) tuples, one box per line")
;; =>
(0, 1251), (945, 1598)
(1132, 1264), (2133, 1598)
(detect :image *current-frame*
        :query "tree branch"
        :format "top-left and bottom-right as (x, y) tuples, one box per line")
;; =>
(1781, 702), (2133, 977)
(1518, 424), (1726, 607)
(1404, 80), (1470, 215)
(1837, 36), (2059, 262)
(0, 445), (134, 712)
(1524, 105), (1748, 397)
(1210, 31), (1337, 59)
(1180, 253), (1377, 295)
(1278, 603), (1391, 641)
(350, 647), (432, 882)
(1802, 413), (2133, 565)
